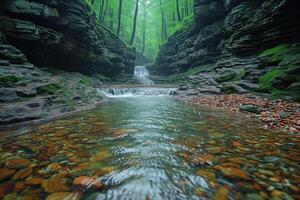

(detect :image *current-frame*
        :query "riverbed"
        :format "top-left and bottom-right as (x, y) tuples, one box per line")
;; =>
(0, 95), (299, 199)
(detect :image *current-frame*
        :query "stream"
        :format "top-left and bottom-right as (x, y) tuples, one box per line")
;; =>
(0, 67), (299, 199)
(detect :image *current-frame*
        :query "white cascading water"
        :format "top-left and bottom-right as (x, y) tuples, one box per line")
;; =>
(100, 66), (176, 97)
(100, 87), (176, 98)
(134, 66), (154, 85)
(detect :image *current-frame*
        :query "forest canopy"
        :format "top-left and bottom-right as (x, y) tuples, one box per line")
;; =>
(85, 0), (194, 59)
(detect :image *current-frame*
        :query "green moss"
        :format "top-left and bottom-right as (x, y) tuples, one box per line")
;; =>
(216, 71), (236, 83)
(260, 44), (290, 57)
(0, 75), (28, 86)
(170, 15), (194, 35)
(258, 44), (300, 101)
(60, 87), (74, 110)
(259, 68), (283, 92)
(79, 76), (94, 86)
(259, 44), (299, 63)
(37, 83), (62, 95)
(220, 85), (237, 94)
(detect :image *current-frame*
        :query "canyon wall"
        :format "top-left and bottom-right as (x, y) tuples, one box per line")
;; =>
(0, 0), (135, 126)
(154, 0), (300, 100)
(0, 0), (135, 75)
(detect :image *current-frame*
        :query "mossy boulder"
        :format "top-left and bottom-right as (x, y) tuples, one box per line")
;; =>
(37, 83), (62, 95)
(216, 71), (237, 83)
(0, 75), (28, 87)
(258, 44), (300, 101)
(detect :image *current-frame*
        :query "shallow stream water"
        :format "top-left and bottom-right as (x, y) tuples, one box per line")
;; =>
(0, 96), (299, 200)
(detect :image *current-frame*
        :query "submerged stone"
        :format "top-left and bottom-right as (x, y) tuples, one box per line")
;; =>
(73, 176), (103, 189)
(0, 168), (15, 182)
(46, 192), (79, 200)
(42, 175), (69, 193)
(6, 158), (31, 169)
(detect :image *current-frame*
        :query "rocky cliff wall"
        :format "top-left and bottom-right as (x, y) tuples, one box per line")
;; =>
(154, 0), (300, 101)
(0, 0), (135, 126)
(0, 0), (135, 75)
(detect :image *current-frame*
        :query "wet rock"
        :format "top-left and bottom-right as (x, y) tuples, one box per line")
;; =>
(16, 89), (37, 97)
(207, 147), (223, 154)
(25, 177), (43, 186)
(215, 166), (251, 180)
(0, 168), (15, 182)
(5, 158), (30, 169)
(196, 169), (216, 183)
(42, 174), (69, 193)
(227, 157), (246, 165)
(0, 90), (19, 102)
(0, 183), (15, 199)
(194, 187), (207, 197)
(192, 154), (215, 165)
(258, 169), (275, 177)
(12, 167), (32, 180)
(73, 176), (103, 189)
(14, 182), (26, 193)
(46, 192), (79, 200)
(89, 150), (111, 162)
(263, 156), (280, 163)
(0, 44), (27, 64)
(212, 187), (229, 200)
(245, 193), (264, 200)
(239, 105), (266, 114)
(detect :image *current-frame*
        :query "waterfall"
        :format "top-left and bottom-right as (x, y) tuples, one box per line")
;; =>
(134, 66), (154, 85)
(99, 66), (176, 98)
(100, 88), (176, 98)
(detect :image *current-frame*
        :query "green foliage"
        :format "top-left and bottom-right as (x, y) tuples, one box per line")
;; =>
(37, 83), (62, 95)
(170, 15), (194, 35)
(84, 0), (194, 58)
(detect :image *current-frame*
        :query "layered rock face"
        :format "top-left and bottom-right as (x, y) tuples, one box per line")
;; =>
(154, 0), (300, 101)
(0, 0), (135, 75)
(0, 0), (135, 126)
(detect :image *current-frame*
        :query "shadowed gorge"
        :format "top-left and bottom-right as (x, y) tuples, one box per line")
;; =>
(0, 0), (300, 199)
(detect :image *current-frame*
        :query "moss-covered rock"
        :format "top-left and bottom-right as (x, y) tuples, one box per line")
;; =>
(0, 75), (28, 87)
(258, 44), (300, 101)
(37, 83), (62, 95)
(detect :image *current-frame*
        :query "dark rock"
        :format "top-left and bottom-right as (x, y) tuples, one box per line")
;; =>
(0, 44), (27, 64)
(154, 0), (300, 100)
(16, 89), (37, 97)
(194, 0), (225, 27)
(0, 0), (135, 76)
(239, 104), (266, 114)
(0, 90), (19, 102)
(216, 71), (237, 83)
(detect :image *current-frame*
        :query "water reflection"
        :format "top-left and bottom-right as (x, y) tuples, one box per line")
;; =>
(0, 96), (299, 200)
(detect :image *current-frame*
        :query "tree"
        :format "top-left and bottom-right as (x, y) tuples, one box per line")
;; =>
(141, 1), (146, 54)
(176, 0), (181, 22)
(129, 0), (140, 45)
(116, 0), (123, 37)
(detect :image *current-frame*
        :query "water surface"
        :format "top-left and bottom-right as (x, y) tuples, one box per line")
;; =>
(0, 96), (299, 200)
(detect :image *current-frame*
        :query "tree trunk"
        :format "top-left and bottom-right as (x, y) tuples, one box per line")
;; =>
(109, 7), (114, 31)
(159, 0), (165, 43)
(116, 0), (123, 37)
(185, 0), (189, 16)
(176, 0), (182, 22)
(141, 2), (146, 55)
(129, 0), (140, 46)
(100, 0), (109, 23)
